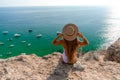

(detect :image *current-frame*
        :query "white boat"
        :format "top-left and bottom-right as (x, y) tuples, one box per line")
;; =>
(2, 31), (8, 35)
(56, 31), (61, 35)
(14, 33), (21, 37)
(21, 41), (26, 43)
(9, 44), (14, 47)
(27, 43), (31, 47)
(36, 34), (42, 38)
(0, 42), (4, 45)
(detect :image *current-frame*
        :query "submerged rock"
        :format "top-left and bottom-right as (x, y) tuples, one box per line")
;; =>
(0, 54), (2, 57)
(28, 29), (33, 32)
(7, 38), (13, 41)
(6, 52), (12, 55)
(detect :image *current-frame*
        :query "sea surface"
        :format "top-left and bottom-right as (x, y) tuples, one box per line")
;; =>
(0, 6), (120, 58)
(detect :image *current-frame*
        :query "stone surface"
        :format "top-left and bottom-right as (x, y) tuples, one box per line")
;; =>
(0, 50), (120, 80)
(106, 38), (120, 63)
(0, 38), (120, 80)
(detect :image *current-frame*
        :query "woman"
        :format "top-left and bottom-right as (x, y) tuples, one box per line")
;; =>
(52, 23), (89, 64)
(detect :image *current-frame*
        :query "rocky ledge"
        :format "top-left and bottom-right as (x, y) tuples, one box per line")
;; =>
(0, 38), (120, 80)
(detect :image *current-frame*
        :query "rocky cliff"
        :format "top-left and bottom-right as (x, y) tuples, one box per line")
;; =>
(0, 38), (120, 80)
(106, 38), (120, 63)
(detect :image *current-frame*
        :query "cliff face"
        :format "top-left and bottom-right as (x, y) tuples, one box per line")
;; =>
(106, 38), (120, 63)
(0, 39), (120, 80)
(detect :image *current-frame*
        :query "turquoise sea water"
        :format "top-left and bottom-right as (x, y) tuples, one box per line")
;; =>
(0, 6), (120, 58)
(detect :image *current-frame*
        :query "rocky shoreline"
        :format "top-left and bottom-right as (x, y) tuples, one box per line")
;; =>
(0, 38), (120, 80)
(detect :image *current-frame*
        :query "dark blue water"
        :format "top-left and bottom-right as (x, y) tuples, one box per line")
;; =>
(0, 6), (120, 58)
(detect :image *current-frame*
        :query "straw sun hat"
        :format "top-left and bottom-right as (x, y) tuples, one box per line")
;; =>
(62, 23), (78, 41)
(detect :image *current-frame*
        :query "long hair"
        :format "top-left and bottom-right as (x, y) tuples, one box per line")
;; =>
(64, 38), (79, 62)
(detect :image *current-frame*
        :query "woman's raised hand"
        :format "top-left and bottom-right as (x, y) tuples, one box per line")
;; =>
(78, 32), (84, 38)
(57, 33), (63, 38)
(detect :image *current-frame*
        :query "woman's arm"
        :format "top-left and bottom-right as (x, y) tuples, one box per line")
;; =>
(77, 32), (89, 47)
(52, 34), (63, 46)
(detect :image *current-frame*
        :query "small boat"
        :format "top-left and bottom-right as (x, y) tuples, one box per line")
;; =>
(36, 34), (42, 38)
(28, 29), (33, 32)
(0, 42), (4, 46)
(21, 41), (26, 43)
(56, 31), (61, 35)
(9, 44), (14, 47)
(8, 38), (13, 41)
(2, 31), (8, 35)
(27, 43), (31, 47)
(14, 33), (21, 37)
